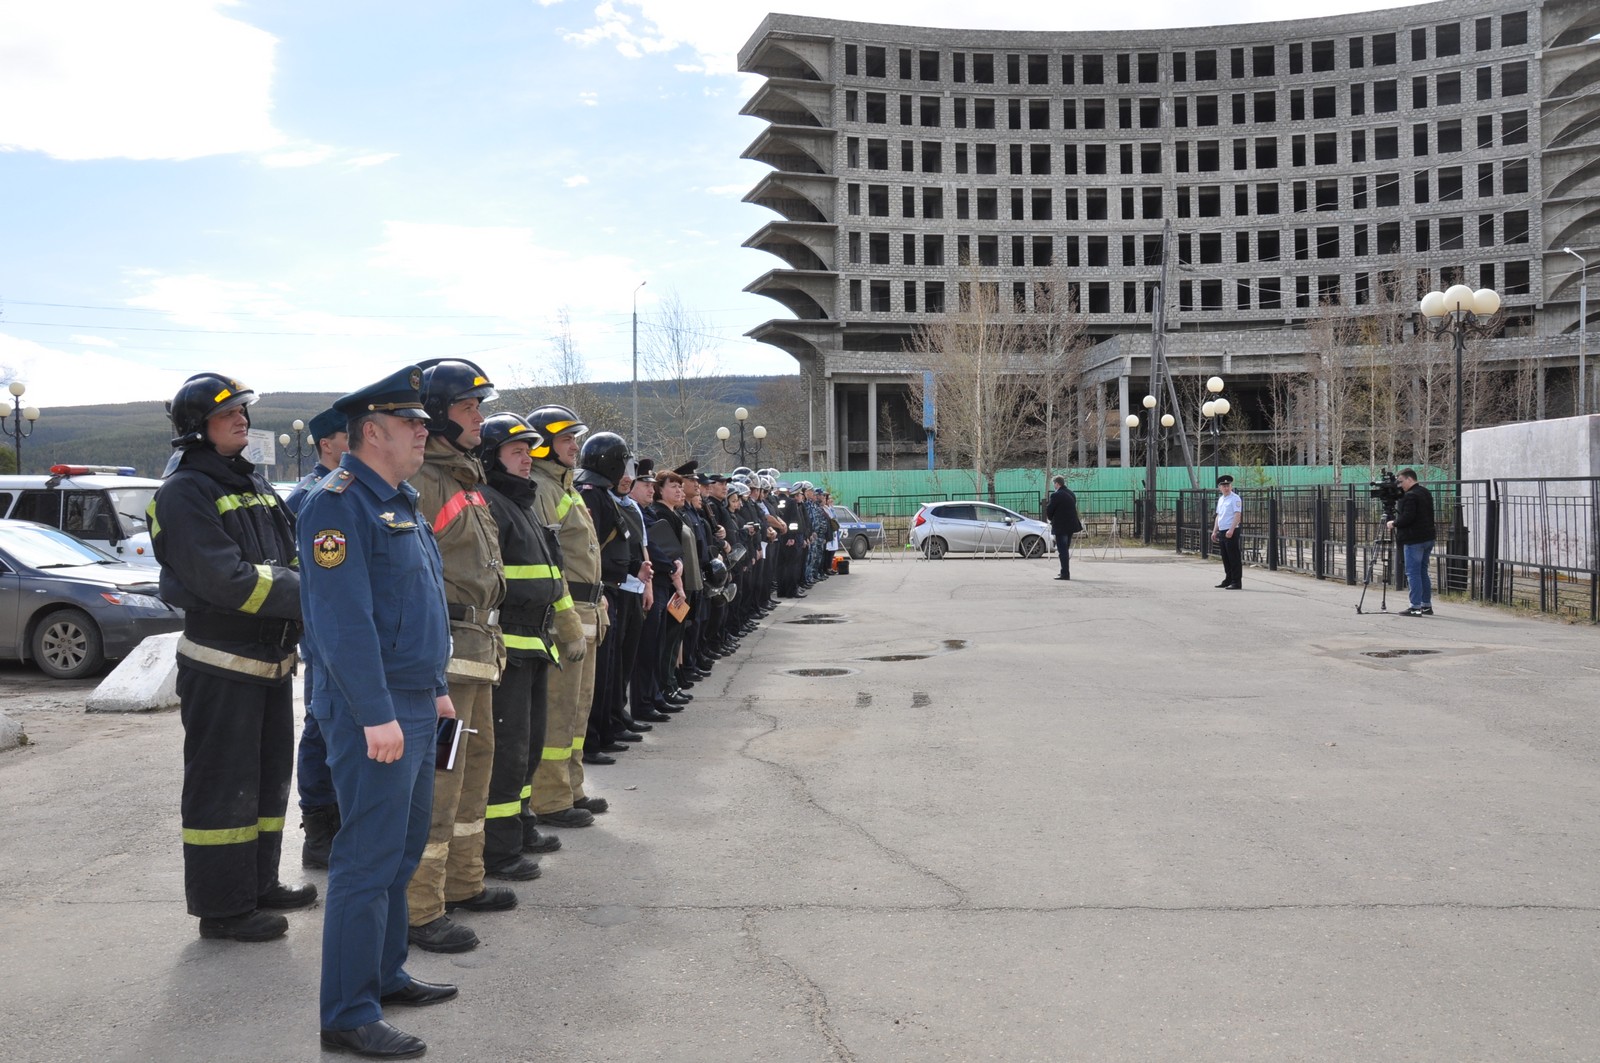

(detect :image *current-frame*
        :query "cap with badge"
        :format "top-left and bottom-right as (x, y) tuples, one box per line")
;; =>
(1217, 474), (1235, 486)
(634, 458), (657, 483)
(334, 366), (430, 420)
(307, 408), (347, 444)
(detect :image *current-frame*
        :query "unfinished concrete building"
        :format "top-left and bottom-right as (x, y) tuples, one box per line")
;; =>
(738, 0), (1599, 470)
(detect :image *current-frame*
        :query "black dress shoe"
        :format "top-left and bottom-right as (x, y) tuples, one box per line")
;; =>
(444, 886), (517, 913)
(198, 909), (288, 942)
(484, 855), (541, 881)
(614, 731), (643, 742)
(624, 719), (652, 733)
(599, 741), (627, 752)
(538, 806), (596, 828)
(582, 751), (616, 765)
(637, 710), (671, 723)
(408, 915), (478, 953)
(656, 702), (685, 714)
(665, 690), (692, 704)
(1215, 580), (1232, 588)
(574, 795), (609, 814)
(380, 978), (459, 1007)
(321, 1020), (426, 1058)
(1054, 575), (1070, 580)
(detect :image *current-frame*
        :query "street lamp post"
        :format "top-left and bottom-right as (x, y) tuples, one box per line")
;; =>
(1419, 283), (1500, 592)
(1201, 375), (1230, 487)
(290, 419), (306, 479)
(1141, 393), (1157, 543)
(716, 406), (766, 468)
(1564, 248), (1588, 416)
(632, 280), (647, 447)
(0, 381), (42, 473)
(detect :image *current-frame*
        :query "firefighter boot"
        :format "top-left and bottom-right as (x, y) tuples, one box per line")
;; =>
(301, 805), (341, 870)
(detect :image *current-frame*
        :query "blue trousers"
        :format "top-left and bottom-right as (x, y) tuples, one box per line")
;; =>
(297, 665), (337, 811)
(1403, 540), (1435, 609)
(319, 689), (437, 1031)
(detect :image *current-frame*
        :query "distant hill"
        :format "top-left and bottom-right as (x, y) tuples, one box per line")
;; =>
(5, 375), (798, 478)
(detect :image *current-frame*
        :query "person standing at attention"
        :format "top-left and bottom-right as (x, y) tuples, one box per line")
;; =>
(1212, 474), (1243, 590)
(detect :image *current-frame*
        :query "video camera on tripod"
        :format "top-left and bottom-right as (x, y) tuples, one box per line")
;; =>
(1369, 468), (1404, 523)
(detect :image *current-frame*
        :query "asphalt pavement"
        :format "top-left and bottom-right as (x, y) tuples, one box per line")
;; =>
(3, 548), (1598, 1062)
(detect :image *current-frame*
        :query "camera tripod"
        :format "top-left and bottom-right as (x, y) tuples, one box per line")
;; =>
(1356, 532), (1395, 614)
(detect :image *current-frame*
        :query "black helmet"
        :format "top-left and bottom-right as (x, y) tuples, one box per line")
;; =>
(167, 372), (256, 450)
(525, 403), (588, 462)
(417, 358), (497, 444)
(578, 431), (635, 486)
(476, 413), (543, 471)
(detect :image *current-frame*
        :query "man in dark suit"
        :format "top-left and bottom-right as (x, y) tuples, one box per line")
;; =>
(1045, 475), (1082, 581)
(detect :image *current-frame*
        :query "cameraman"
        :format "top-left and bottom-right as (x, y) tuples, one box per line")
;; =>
(1386, 468), (1435, 617)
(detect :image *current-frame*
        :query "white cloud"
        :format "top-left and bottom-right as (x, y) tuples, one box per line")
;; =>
(0, 0), (285, 161)
(703, 183), (747, 197)
(0, 332), (191, 408)
(564, 174), (590, 187)
(260, 145), (337, 168)
(124, 272), (405, 338)
(578, 90), (599, 106)
(345, 152), (399, 168)
(68, 335), (117, 348)
(370, 221), (640, 322)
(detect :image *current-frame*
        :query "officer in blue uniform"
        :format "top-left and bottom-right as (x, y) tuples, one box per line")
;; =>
(298, 368), (459, 1060)
(287, 407), (349, 869)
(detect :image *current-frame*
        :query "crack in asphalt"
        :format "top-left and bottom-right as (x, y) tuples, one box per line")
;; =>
(740, 910), (858, 1063)
(736, 694), (970, 909)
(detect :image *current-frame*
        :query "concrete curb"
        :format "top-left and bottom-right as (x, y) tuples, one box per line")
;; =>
(86, 632), (180, 713)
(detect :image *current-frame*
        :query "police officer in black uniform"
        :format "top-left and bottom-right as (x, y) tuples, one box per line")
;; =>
(151, 372), (313, 943)
(575, 431), (636, 764)
(300, 367), (459, 1059)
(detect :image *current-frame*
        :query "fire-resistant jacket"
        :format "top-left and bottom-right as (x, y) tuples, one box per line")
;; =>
(413, 437), (506, 683)
(574, 469), (631, 588)
(529, 457), (599, 645)
(150, 446), (301, 683)
(482, 467), (563, 665)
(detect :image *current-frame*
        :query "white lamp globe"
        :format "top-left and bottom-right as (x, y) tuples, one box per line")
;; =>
(1206, 376), (1224, 394)
(1202, 400), (1217, 418)
(1420, 290), (1448, 319)
(1160, 413), (1175, 428)
(1142, 394), (1157, 409)
(1443, 284), (1476, 313)
(1473, 288), (1501, 316)
(1214, 398), (1231, 415)
(1124, 415), (1140, 429)
(716, 426), (731, 441)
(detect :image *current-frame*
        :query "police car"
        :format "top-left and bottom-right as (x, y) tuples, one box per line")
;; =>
(0, 465), (162, 567)
(829, 504), (886, 559)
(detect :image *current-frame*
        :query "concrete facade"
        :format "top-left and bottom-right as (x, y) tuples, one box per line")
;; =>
(738, 1), (1600, 470)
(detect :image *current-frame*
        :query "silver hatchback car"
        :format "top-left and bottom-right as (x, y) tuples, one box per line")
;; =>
(909, 501), (1053, 559)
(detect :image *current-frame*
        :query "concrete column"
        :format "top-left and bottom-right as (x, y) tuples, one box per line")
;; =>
(1096, 385), (1108, 468)
(1118, 374), (1131, 469)
(867, 380), (879, 471)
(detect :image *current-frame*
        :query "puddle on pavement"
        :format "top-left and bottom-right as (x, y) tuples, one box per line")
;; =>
(911, 691), (931, 707)
(943, 639), (967, 650)
(1363, 649), (1443, 659)
(861, 653), (930, 662)
(786, 614), (848, 625)
(783, 667), (854, 677)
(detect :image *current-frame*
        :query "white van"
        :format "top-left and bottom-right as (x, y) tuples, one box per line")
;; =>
(0, 465), (162, 567)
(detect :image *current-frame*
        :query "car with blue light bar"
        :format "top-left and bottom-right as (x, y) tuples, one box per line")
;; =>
(0, 464), (163, 566)
(0, 518), (184, 678)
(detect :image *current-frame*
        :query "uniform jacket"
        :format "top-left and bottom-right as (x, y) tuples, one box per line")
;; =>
(412, 437), (506, 682)
(574, 469), (631, 587)
(1046, 486), (1084, 535)
(529, 457), (599, 644)
(297, 453), (450, 727)
(483, 467), (564, 665)
(618, 493), (646, 584)
(151, 446), (301, 681)
(285, 462), (331, 515)
(643, 502), (686, 597)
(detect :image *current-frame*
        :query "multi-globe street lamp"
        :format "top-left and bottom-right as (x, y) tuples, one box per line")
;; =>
(277, 418), (308, 479)
(1419, 283), (1500, 589)
(1200, 375), (1231, 487)
(716, 406), (766, 468)
(0, 380), (42, 473)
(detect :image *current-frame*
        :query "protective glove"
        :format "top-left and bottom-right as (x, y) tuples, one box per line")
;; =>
(560, 637), (588, 663)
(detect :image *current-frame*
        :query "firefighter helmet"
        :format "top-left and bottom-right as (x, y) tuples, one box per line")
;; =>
(166, 372), (257, 450)
(476, 413), (543, 471)
(525, 403), (588, 461)
(417, 358), (496, 443)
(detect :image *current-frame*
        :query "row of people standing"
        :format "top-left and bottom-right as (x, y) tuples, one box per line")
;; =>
(150, 362), (832, 1059)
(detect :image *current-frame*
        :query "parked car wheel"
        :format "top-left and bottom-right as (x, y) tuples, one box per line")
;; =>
(923, 536), (948, 560)
(1019, 535), (1047, 559)
(31, 607), (106, 680)
(849, 534), (869, 559)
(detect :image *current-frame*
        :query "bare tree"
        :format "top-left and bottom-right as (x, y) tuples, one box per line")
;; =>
(749, 375), (806, 470)
(501, 307), (624, 436)
(639, 291), (731, 468)
(907, 275), (1050, 500)
(1028, 275), (1090, 485)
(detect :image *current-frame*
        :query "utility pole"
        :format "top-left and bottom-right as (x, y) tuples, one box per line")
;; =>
(632, 280), (647, 446)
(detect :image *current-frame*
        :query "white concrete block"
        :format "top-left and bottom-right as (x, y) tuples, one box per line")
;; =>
(86, 632), (181, 714)
(0, 712), (23, 748)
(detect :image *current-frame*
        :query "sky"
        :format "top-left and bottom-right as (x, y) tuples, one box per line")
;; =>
(0, 0), (1416, 410)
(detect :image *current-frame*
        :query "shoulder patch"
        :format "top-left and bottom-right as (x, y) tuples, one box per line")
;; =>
(312, 530), (347, 568)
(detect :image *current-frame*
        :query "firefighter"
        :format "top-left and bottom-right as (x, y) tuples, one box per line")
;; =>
(405, 358), (511, 955)
(285, 406), (349, 870)
(476, 413), (565, 880)
(574, 431), (637, 764)
(151, 371), (313, 942)
(524, 403), (608, 828)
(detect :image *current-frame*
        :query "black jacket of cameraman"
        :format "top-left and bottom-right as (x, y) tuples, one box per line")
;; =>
(1393, 482), (1436, 545)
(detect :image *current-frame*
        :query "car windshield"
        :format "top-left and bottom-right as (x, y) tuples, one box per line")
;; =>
(0, 522), (120, 569)
(108, 487), (157, 536)
(832, 506), (859, 522)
